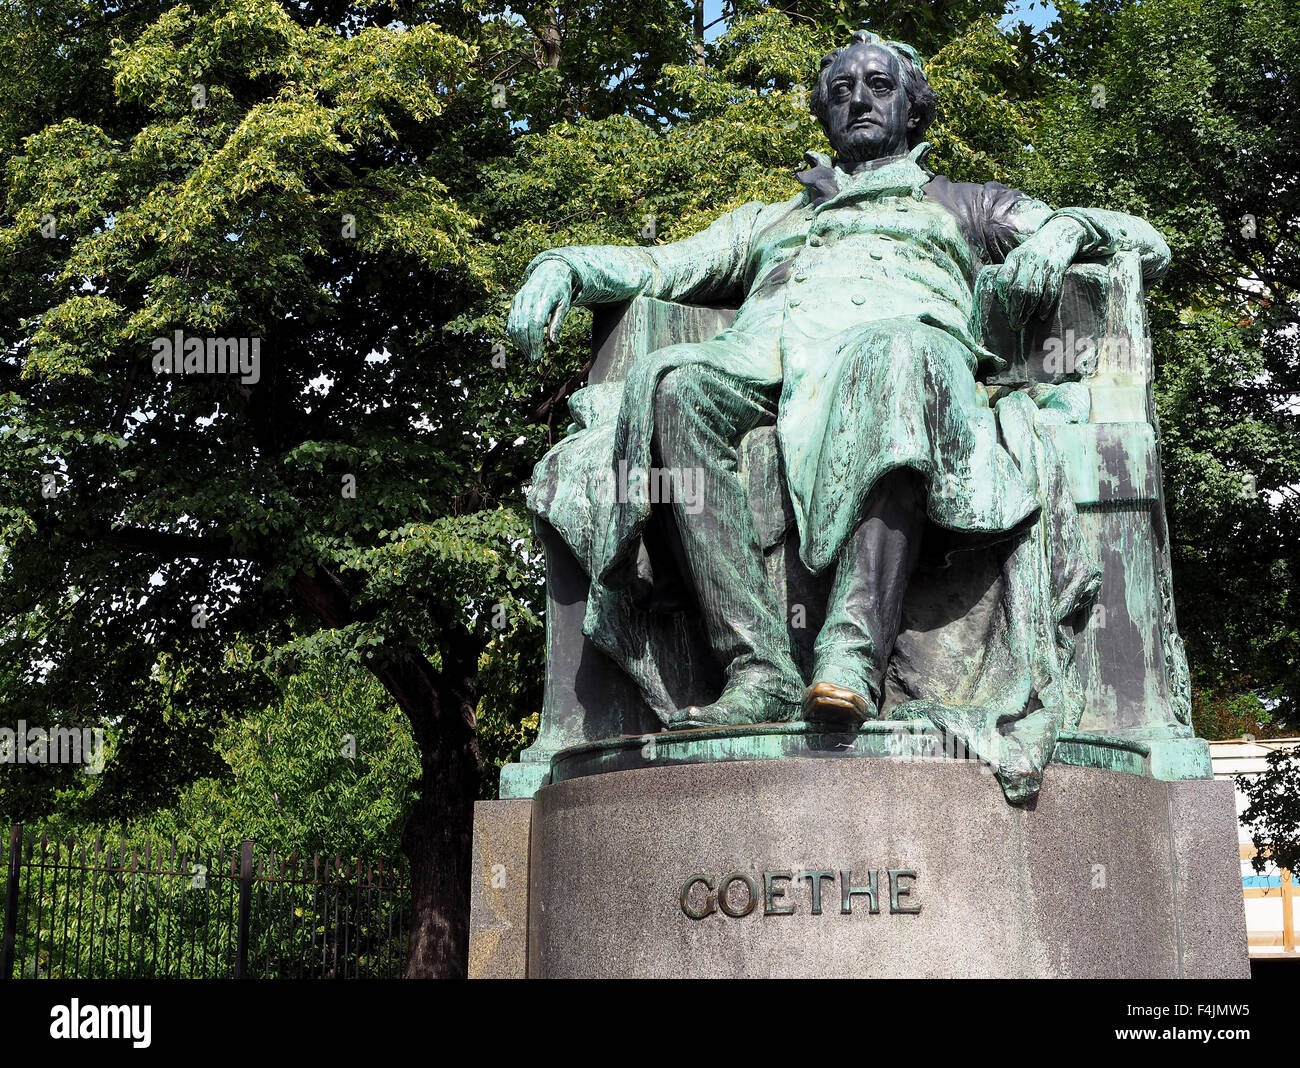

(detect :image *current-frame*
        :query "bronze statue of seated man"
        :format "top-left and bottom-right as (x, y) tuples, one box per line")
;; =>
(508, 30), (1170, 735)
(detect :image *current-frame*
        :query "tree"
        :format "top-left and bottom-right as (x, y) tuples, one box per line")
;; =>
(0, 0), (706, 977)
(1241, 747), (1300, 876)
(1011, 0), (1300, 728)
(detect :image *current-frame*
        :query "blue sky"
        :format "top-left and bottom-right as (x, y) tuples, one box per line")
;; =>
(1002, 0), (1058, 31)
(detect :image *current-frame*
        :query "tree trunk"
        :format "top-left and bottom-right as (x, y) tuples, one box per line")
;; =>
(402, 701), (481, 978)
(539, 8), (562, 69)
(76, 525), (490, 978)
(291, 569), (484, 978)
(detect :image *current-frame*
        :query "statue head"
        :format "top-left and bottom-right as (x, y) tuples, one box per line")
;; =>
(810, 30), (937, 169)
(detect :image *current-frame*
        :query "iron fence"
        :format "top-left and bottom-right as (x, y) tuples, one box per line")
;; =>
(0, 824), (409, 979)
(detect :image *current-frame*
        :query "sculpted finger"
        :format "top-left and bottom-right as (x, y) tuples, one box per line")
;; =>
(1012, 263), (1042, 328)
(506, 297), (530, 356)
(1015, 258), (1050, 329)
(511, 281), (551, 357)
(1006, 270), (1030, 329)
(1035, 261), (1066, 321)
(1000, 257), (1030, 327)
(520, 287), (551, 358)
(528, 304), (548, 359)
(992, 260), (1018, 318)
(548, 291), (571, 345)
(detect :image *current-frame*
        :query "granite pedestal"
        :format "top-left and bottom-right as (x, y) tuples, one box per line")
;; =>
(469, 756), (1248, 978)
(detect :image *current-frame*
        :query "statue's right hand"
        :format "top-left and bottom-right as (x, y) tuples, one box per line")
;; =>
(507, 259), (577, 360)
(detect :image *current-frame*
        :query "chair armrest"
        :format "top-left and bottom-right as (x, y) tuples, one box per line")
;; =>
(978, 250), (1152, 424)
(590, 299), (738, 386)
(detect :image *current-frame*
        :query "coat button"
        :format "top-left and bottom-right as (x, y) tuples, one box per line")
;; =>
(789, 297), (801, 307)
(807, 234), (823, 247)
(851, 294), (866, 304)
(870, 250), (883, 259)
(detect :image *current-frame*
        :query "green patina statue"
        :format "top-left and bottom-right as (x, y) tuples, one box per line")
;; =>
(508, 30), (1176, 802)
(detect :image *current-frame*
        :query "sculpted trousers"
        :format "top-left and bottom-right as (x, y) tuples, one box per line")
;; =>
(650, 362), (927, 717)
(650, 365), (803, 716)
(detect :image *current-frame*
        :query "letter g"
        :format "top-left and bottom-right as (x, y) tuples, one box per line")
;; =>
(680, 873), (716, 920)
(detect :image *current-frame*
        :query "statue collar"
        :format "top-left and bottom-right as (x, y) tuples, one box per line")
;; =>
(795, 142), (934, 208)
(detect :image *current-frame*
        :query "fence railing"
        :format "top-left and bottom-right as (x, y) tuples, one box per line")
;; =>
(0, 824), (410, 979)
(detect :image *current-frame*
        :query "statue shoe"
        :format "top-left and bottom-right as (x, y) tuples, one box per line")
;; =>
(669, 682), (801, 729)
(802, 681), (873, 730)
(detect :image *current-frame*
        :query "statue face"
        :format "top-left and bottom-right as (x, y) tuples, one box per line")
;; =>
(823, 43), (914, 167)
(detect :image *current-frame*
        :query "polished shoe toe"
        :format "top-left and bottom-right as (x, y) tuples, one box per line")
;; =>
(802, 681), (872, 728)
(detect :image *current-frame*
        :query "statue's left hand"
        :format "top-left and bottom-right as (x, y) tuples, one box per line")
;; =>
(991, 216), (1089, 330)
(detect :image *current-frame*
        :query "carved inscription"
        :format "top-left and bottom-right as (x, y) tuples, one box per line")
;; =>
(680, 869), (920, 919)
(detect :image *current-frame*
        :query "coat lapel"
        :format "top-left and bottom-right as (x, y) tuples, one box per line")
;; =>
(795, 142), (935, 211)
(794, 151), (839, 207)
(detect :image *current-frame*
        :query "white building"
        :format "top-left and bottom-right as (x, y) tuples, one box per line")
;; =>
(1210, 737), (1300, 963)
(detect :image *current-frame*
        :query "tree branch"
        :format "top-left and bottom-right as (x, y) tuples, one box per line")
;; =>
(76, 523), (260, 562)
